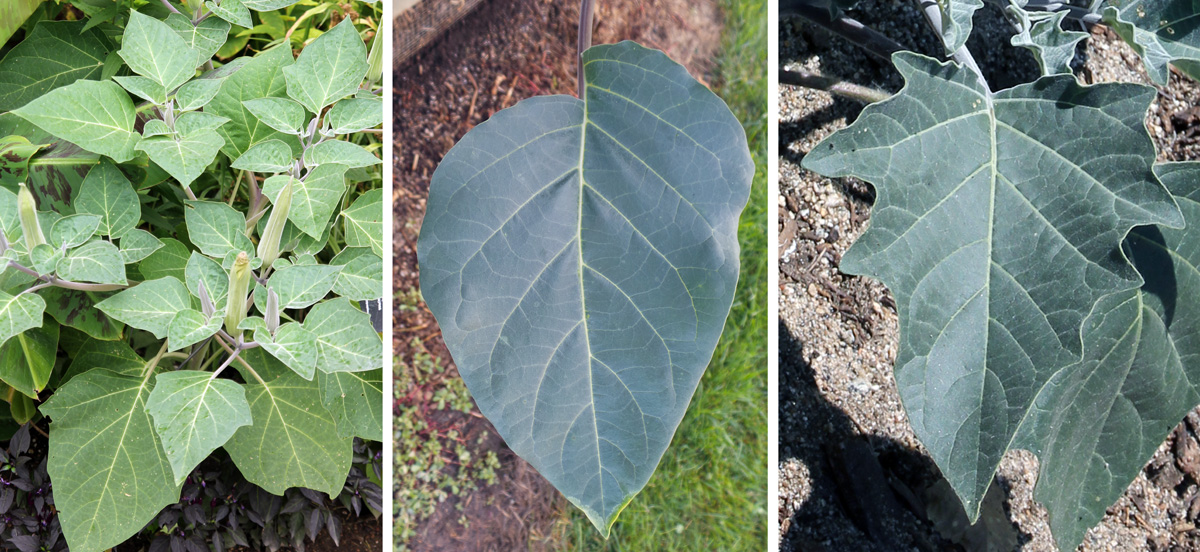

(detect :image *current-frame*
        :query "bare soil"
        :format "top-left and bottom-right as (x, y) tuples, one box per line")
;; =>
(778, 5), (1200, 551)
(392, 0), (722, 549)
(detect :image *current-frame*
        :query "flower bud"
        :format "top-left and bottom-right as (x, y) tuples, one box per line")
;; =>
(366, 30), (383, 85)
(198, 280), (215, 318)
(265, 288), (280, 335)
(225, 252), (252, 335)
(17, 184), (45, 251)
(257, 178), (292, 270)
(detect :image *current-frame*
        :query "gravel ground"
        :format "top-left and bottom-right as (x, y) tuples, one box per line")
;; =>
(777, 4), (1200, 551)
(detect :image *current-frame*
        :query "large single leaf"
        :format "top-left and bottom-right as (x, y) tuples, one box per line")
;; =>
(1103, 0), (1200, 84)
(74, 161), (140, 239)
(40, 368), (182, 552)
(266, 264), (340, 309)
(120, 10), (199, 93)
(341, 187), (381, 255)
(304, 299), (381, 374)
(417, 41), (752, 534)
(60, 337), (144, 385)
(0, 0), (41, 48)
(282, 18), (368, 115)
(39, 287), (122, 340)
(319, 369), (381, 441)
(12, 79), (138, 162)
(207, 45), (299, 160)
(326, 97), (382, 134)
(223, 371), (353, 497)
(146, 370), (252, 484)
(0, 290), (45, 349)
(800, 52), (1183, 519)
(138, 238), (189, 283)
(0, 21), (112, 112)
(254, 323), (318, 380)
(263, 165), (346, 239)
(184, 200), (254, 258)
(57, 240), (126, 285)
(1009, 162), (1200, 551)
(137, 130), (225, 187)
(329, 247), (381, 300)
(95, 277), (190, 339)
(0, 320), (56, 398)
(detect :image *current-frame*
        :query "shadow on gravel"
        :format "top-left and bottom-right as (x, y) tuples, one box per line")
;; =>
(779, 319), (1029, 552)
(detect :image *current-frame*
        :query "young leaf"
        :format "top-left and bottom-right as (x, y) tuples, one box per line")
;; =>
(282, 18), (368, 115)
(185, 251), (229, 311)
(318, 369), (382, 441)
(329, 247), (381, 301)
(1008, 5), (1087, 77)
(118, 230), (163, 264)
(40, 369), (182, 552)
(50, 214), (102, 250)
(341, 188), (381, 255)
(142, 120), (173, 138)
(206, 45), (299, 159)
(254, 323), (318, 380)
(303, 140), (380, 169)
(417, 41), (753, 535)
(30, 243), (62, 276)
(0, 290), (45, 349)
(241, 97), (306, 134)
(184, 200), (254, 258)
(166, 308), (221, 351)
(0, 21), (112, 112)
(304, 299), (382, 373)
(136, 130), (226, 187)
(119, 10), (200, 92)
(223, 371), (354, 497)
(164, 13), (230, 67)
(175, 78), (224, 111)
(138, 238), (190, 283)
(57, 239), (127, 285)
(263, 164), (346, 239)
(801, 52), (1183, 520)
(95, 276), (190, 339)
(175, 111), (231, 137)
(0, 320), (56, 398)
(114, 75), (167, 105)
(230, 139), (293, 173)
(38, 287), (123, 341)
(266, 264), (341, 310)
(75, 161), (140, 239)
(146, 370), (252, 484)
(326, 97), (382, 134)
(205, 0), (253, 28)
(1103, 0), (1200, 84)
(12, 79), (139, 162)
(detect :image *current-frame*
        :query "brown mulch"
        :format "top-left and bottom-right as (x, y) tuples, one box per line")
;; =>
(391, 0), (722, 549)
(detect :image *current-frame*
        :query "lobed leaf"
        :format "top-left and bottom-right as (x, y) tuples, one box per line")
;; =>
(341, 187), (381, 255)
(282, 18), (368, 115)
(146, 370), (252, 483)
(304, 299), (381, 373)
(318, 369), (382, 441)
(1103, 0), (1200, 84)
(266, 264), (341, 310)
(329, 247), (381, 301)
(255, 323), (318, 380)
(166, 309), (221, 351)
(263, 165), (346, 239)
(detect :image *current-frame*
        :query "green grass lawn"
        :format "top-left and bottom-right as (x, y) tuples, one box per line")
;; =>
(558, 0), (767, 548)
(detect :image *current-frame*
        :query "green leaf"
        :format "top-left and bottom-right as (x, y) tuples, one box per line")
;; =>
(224, 371), (353, 497)
(164, 13), (229, 67)
(61, 337), (142, 385)
(0, 320), (56, 398)
(417, 41), (753, 535)
(0, 290), (45, 349)
(146, 371), (252, 484)
(166, 308), (220, 351)
(0, 21), (112, 112)
(329, 247), (381, 300)
(342, 187), (381, 256)
(319, 369), (381, 440)
(138, 238), (189, 283)
(41, 369), (182, 552)
(932, 0), (983, 55)
(327, 97), (382, 134)
(0, 0), (44, 51)
(304, 140), (379, 169)
(205, 0), (252, 28)
(242, 0), (302, 9)
(184, 200), (254, 258)
(231, 139), (292, 173)
(282, 18), (368, 115)
(1008, 5), (1088, 76)
(1103, 0), (1200, 84)
(175, 111), (230, 137)
(75, 160), (140, 239)
(1008, 162), (1200, 551)
(38, 287), (123, 341)
(137, 130), (225, 187)
(118, 229), (163, 264)
(119, 10), (199, 92)
(142, 120), (173, 138)
(241, 97), (305, 134)
(114, 75), (167, 105)
(12, 79), (138, 162)
(175, 78), (223, 111)
(58, 239), (126, 285)
(0, 137), (43, 189)
(304, 299), (381, 373)
(96, 276), (190, 339)
(800, 52), (1183, 521)
(207, 44), (299, 160)
(254, 323), (317, 380)
(264, 164), (345, 239)
(267, 264), (341, 309)
(30, 244), (62, 276)
(50, 214), (101, 250)
(185, 251), (228, 311)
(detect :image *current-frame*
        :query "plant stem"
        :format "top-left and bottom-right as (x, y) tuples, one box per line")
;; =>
(780, 0), (905, 62)
(159, 0), (183, 15)
(212, 349), (241, 379)
(9, 261), (134, 294)
(143, 342), (170, 378)
(577, 0), (596, 99)
(917, 0), (990, 92)
(213, 332), (259, 379)
(781, 69), (892, 103)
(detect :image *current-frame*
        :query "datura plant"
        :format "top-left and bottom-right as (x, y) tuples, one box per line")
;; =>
(786, 0), (1200, 548)
(0, 2), (383, 550)
(417, 0), (753, 537)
